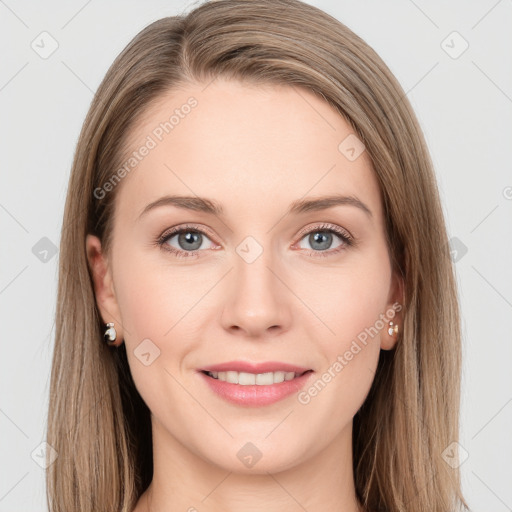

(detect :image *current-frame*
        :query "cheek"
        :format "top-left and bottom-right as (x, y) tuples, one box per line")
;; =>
(113, 246), (195, 340)
(294, 249), (391, 420)
(303, 253), (391, 352)
(112, 252), (198, 418)
(112, 247), (207, 383)
(293, 255), (390, 444)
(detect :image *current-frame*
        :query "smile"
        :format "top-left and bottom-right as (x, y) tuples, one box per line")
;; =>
(199, 369), (314, 407)
(203, 370), (310, 385)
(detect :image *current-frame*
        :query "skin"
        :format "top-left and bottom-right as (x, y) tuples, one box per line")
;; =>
(86, 77), (403, 512)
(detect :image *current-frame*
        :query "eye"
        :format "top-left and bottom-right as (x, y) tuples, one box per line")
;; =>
(294, 223), (354, 257)
(155, 222), (354, 259)
(156, 224), (217, 258)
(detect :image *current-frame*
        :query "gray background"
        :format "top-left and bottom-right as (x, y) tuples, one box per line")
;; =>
(1, 0), (511, 510)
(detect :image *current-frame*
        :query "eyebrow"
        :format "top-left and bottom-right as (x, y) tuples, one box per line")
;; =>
(138, 194), (373, 220)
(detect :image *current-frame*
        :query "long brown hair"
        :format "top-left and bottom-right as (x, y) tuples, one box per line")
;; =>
(47, 1), (469, 510)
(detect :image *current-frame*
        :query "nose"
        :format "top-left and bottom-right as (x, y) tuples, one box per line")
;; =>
(220, 244), (292, 339)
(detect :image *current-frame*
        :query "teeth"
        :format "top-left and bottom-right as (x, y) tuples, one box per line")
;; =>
(208, 370), (299, 385)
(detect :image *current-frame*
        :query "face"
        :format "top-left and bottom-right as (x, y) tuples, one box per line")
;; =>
(87, 77), (403, 475)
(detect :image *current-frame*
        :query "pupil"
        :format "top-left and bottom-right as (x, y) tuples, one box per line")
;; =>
(311, 232), (331, 251)
(179, 231), (201, 250)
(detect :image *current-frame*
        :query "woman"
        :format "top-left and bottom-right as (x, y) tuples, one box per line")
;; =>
(46, 0), (469, 511)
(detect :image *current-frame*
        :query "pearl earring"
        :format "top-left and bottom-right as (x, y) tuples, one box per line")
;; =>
(104, 322), (117, 346)
(388, 321), (399, 337)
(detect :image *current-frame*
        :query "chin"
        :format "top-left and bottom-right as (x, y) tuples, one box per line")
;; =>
(202, 441), (307, 475)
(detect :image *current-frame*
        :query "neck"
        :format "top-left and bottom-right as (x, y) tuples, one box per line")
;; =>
(137, 418), (364, 512)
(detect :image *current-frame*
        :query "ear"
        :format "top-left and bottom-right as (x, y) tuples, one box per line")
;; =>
(85, 234), (124, 346)
(380, 269), (405, 351)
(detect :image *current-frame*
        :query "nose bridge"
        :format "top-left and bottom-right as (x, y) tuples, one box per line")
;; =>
(234, 233), (280, 301)
(222, 233), (290, 335)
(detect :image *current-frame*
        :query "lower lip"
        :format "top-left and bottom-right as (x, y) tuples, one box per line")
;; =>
(198, 371), (314, 407)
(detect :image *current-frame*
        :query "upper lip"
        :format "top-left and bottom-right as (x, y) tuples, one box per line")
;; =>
(199, 361), (312, 374)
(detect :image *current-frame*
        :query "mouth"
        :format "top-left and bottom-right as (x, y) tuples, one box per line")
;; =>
(198, 366), (315, 407)
(202, 370), (313, 386)
(201, 369), (313, 385)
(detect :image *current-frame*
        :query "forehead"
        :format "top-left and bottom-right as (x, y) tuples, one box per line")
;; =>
(113, 78), (383, 225)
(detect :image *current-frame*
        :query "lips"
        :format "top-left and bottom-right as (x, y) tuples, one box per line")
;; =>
(199, 361), (312, 374)
(197, 360), (314, 406)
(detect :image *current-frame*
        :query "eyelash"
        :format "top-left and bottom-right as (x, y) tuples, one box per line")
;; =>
(155, 222), (355, 259)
